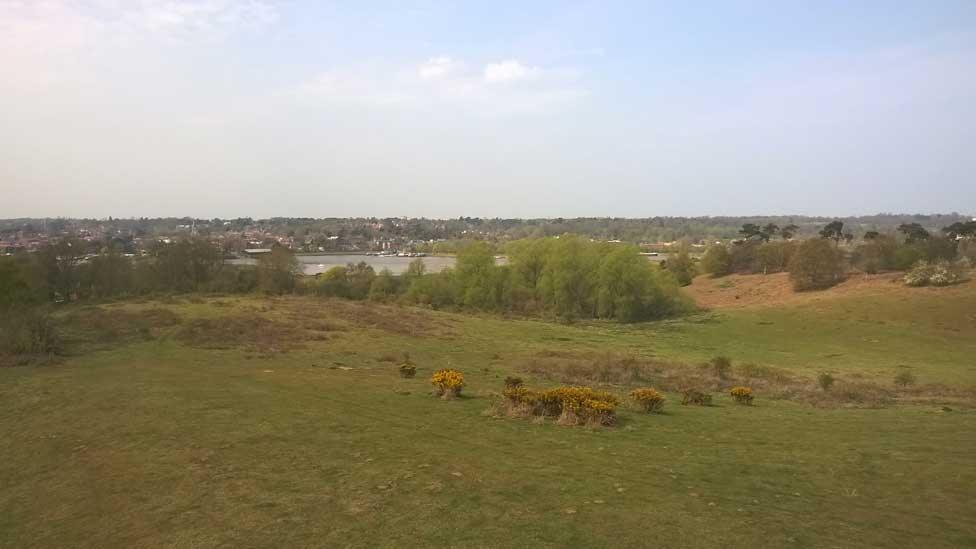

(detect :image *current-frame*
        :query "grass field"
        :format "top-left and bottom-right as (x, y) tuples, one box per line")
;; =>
(2, 276), (975, 548)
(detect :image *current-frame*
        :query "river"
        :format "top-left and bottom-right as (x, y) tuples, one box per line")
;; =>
(232, 253), (668, 276)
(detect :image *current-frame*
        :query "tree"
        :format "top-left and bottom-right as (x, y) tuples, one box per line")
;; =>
(665, 244), (695, 286)
(898, 223), (930, 243)
(368, 268), (399, 301)
(256, 246), (300, 294)
(149, 238), (223, 292)
(739, 223), (763, 241)
(761, 223), (780, 242)
(539, 236), (599, 320)
(36, 238), (83, 302)
(454, 241), (501, 310)
(345, 261), (377, 299)
(701, 245), (732, 277)
(780, 224), (799, 240)
(863, 230), (880, 240)
(0, 256), (36, 309)
(789, 238), (846, 291)
(942, 220), (976, 239)
(819, 221), (844, 244)
(84, 248), (133, 298)
(754, 241), (796, 274)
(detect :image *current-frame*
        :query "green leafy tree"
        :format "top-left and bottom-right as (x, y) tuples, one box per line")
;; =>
(368, 268), (400, 301)
(739, 223), (763, 241)
(942, 220), (976, 239)
(897, 223), (930, 243)
(819, 221), (845, 244)
(665, 244), (695, 286)
(789, 238), (846, 291)
(257, 246), (300, 294)
(780, 224), (799, 240)
(701, 245), (733, 277)
(454, 241), (501, 310)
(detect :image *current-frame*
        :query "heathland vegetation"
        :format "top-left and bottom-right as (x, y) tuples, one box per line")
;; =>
(1, 218), (975, 547)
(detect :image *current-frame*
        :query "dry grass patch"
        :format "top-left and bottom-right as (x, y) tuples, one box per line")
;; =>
(176, 315), (312, 353)
(517, 350), (973, 409)
(60, 306), (182, 349)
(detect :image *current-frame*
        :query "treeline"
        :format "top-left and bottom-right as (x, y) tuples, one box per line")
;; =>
(697, 220), (976, 290)
(6, 213), (972, 248)
(309, 237), (692, 322)
(0, 236), (690, 325)
(0, 239), (301, 308)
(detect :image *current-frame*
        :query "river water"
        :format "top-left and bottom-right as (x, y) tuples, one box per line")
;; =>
(232, 253), (667, 276)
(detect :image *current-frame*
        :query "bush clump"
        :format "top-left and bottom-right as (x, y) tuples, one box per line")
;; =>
(504, 376), (524, 389)
(0, 307), (62, 357)
(501, 384), (619, 427)
(817, 372), (835, 392)
(709, 356), (732, 379)
(680, 389), (712, 406)
(904, 260), (965, 287)
(894, 371), (916, 388)
(431, 368), (465, 399)
(630, 387), (666, 413)
(789, 238), (846, 291)
(730, 386), (754, 405)
(397, 353), (417, 378)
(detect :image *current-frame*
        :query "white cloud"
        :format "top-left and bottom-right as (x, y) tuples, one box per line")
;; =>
(483, 60), (540, 83)
(294, 57), (584, 116)
(418, 56), (458, 79)
(0, 0), (278, 93)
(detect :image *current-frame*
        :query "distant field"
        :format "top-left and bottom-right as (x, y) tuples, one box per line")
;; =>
(1, 278), (975, 547)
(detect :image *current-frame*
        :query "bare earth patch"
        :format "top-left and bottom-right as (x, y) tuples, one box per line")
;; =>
(685, 271), (976, 310)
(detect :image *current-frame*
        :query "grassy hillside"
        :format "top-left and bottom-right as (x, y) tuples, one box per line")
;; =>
(1, 280), (975, 548)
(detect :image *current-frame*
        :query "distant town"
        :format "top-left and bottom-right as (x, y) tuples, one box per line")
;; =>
(2, 214), (971, 258)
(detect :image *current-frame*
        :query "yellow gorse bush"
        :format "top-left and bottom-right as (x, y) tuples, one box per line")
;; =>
(431, 368), (465, 398)
(730, 386), (754, 405)
(502, 384), (618, 426)
(630, 387), (666, 413)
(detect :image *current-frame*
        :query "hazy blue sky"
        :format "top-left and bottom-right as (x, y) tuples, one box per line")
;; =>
(1, 1), (974, 218)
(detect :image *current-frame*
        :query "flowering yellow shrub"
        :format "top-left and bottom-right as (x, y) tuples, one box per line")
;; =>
(730, 386), (754, 405)
(630, 387), (666, 413)
(580, 398), (617, 426)
(498, 382), (619, 426)
(544, 386), (618, 426)
(431, 368), (465, 398)
(502, 385), (530, 403)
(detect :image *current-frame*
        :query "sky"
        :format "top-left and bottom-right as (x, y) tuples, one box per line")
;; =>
(1, 1), (975, 219)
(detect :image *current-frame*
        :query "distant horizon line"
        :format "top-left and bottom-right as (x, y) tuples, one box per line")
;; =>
(1, 212), (973, 222)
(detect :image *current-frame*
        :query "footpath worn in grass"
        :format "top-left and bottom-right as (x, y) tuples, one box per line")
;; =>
(1, 290), (975, 548)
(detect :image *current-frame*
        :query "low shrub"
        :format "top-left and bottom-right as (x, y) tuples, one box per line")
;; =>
(504, 376), (524, 389)
(904, 260), (965, 287)
(630, 387), (666, 413)
(680, 389), (712, 406)
(0, 308), (62, 357)
(894, 371), (916, 388)
(817, 372), (835, 392)
(431, 368), (465, 399)
(709, 356), (732, 379)
(398, 353), (416, 378)
(501, 384), (618, 426)
(730, 386), (754, 405)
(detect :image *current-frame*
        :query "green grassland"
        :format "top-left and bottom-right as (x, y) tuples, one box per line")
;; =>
(1, 282), (975, 548)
